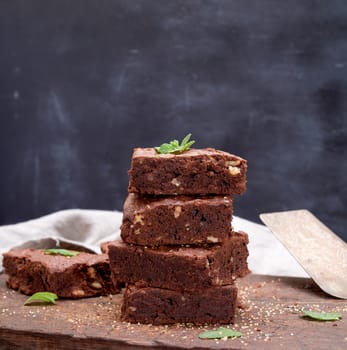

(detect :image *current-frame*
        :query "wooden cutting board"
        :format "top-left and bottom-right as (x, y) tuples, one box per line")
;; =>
(0, 273), (346, 350)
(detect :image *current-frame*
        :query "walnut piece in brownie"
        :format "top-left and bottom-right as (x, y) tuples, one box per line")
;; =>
(120, 193), (233, 246)
(107, 231), (249, 292)
(2, 249), (120, 297)
(128, 148), (247, 195)
(122, 283), (238, 325)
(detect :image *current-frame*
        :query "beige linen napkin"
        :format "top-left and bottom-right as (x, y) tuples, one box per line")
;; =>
(0, 209), (307, 277)
(0, 209), (122, 271)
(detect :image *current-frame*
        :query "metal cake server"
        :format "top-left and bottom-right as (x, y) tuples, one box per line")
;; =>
(260, 209), (347, 299)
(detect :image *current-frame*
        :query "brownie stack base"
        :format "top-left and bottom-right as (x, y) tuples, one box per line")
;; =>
(122, 284), (238, 325)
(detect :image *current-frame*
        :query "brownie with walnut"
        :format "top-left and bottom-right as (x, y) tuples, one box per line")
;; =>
(128, 148), (247, 196)
(120, 193), (233, 246)
(121, 283), (238, 325)
(107, 231), (249, 292)
(2, 248), (120, 298)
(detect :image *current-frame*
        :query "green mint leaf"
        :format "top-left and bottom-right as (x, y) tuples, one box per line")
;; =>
(154, 143), (172, 154)
(184, 140), (195, 149)
(181, 133), (193, 146)
(154, 133), (195, 154)
(24, 292), (58, 306)
(171, 139), (179, 147)
(44, 248), (80, 257)
(198, 327), (243, 339)
(303, 310), (342, 321)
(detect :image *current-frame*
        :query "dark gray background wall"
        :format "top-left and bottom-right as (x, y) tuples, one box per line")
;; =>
(1, 0), (346, 241)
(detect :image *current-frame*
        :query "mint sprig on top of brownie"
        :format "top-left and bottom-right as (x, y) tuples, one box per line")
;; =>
(154, 133), (195, 154)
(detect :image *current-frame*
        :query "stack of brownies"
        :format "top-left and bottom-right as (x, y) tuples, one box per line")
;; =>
(106, 147), (250, 325)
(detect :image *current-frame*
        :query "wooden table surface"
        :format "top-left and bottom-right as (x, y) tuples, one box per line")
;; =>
(0, 273), (346, 350)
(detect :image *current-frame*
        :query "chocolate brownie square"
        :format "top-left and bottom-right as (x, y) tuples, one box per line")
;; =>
(122, 283), (238, 325)
(2, 249), (120, 297)
(120, 193), (233, 246)
(107, 231), (249, 292)
(128, 148), (247, 195)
